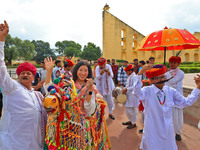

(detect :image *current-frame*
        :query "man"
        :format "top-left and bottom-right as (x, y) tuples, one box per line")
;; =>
(139, 60), (147, 80)
(52, 60), (62, 80)
(117, 60), (128, 87)
(122, 64), (138, 129)
(0, 21), (47, 150)
(95, 57), (115, 119)
(149, 57), (155, 65)
(111, 59), (119, 85)
(165, 56), (184, 141)
(133, 58), (140, 74)
(61, 59), (75, 78)
(39, 61), (47, 95)
(107, 59), (111, 65)
(134, 64), (200, 150)
(92, 61), (98, 84)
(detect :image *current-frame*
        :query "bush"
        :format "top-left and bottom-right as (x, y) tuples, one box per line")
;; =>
(179, 67), (200, 73)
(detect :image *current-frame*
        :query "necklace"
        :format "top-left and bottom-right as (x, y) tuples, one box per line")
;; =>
(156, 91), (166, 106)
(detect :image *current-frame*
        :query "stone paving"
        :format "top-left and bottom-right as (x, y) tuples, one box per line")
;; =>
(105, 102), (200, 150)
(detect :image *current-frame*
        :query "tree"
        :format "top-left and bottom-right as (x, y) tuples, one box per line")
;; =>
(18, 40), (35, 60)
(81, 42), (102, 63)
(55, 40), (82, 58)
(32, 40), (56, 63)
(4, 34), (20, 65)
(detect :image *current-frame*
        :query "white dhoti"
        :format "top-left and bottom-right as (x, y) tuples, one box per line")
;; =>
(173, 107), (183, 134)
(125, 107), (138, 124)
(103, 95), (115, 114)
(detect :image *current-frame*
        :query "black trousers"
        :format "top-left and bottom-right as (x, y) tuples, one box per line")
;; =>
(0, 93), (2, 117)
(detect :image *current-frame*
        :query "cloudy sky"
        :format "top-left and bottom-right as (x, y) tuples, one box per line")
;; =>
(0, 0), (199, 49)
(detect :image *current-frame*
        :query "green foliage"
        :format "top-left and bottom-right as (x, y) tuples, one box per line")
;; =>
(32, 40), (56, 63)
(179, 67), (200, 73)
(55, 40), (82, 58)
(81, 42), (101, 63)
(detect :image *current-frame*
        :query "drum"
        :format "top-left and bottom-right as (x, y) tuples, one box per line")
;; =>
(112, 87), (127, 104)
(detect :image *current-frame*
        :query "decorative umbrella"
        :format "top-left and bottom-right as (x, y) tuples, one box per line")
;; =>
(137, 27), (200, 64)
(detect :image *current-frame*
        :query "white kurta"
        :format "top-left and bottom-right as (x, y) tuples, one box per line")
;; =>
(124, 72), (139, 107)
(0, 42), (43, 150)
(134, 75), (200, 150)
(95, 64), (115, 114)
(165, 68), (184, 134)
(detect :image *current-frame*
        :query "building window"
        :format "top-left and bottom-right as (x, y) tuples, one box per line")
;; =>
(184, 53), (189, 62)
(194, 53), (199, 62)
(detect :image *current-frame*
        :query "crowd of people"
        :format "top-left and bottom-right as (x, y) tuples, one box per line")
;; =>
(0, 20), (200, 150)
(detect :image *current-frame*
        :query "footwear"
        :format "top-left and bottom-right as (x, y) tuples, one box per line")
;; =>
(109, 114), (115, 120)
(139, 129), (143, 133)
(175, 134), (182, 141)
(122, 121), (131, 125)
(127, 124), (136, 129)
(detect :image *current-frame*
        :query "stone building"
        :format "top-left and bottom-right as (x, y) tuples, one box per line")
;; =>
(102, 4), (200, 63)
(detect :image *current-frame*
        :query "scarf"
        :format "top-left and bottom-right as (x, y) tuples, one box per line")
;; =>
(34, 91), (47, 148)
(169, 67), (180, 77)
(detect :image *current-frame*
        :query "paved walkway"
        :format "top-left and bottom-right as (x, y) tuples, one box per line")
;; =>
(105, 101), (200, 150)
(182, 73), (199, 88)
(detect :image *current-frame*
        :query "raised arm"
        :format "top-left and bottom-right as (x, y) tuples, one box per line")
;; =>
(173, 74), (200, 107)
(0, 20), (18, 93)
(44, 57), (55, 85)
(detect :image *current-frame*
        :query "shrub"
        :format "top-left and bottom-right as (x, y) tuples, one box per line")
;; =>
(179, 67), (200, 73)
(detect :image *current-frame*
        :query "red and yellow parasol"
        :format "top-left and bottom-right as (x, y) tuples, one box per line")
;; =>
(137, 27), (200, 64)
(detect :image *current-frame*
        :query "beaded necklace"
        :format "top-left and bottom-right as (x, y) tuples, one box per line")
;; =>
(156, 91), (166, 106)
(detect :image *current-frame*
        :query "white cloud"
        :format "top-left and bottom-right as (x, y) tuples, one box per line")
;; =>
(0, 0), (199, 49)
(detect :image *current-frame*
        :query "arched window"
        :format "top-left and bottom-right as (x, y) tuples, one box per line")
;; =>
(194, 53), (199, 62)
(184, 53), (189, 62)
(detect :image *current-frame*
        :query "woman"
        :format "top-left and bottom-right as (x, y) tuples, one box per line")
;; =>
(72, 60), (97, 116)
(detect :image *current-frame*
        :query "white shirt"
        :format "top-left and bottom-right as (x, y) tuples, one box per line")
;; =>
(124, 72), (139, 107)
(52, 66), (61, 80)
(165, 68), (184, 95)
(0, 42), (43, 150)
(95, 64), (115, 96)
(134, 75), (200, 150)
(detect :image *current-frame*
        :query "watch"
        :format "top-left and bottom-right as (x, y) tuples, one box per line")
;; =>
(88, 91), (92, 95)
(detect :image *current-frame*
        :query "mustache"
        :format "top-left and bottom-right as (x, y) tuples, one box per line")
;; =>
(154, 77), (174, 84)
(22, 76), (30, 80)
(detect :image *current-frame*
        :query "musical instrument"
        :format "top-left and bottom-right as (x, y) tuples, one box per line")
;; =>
(112, 87), (127, 104)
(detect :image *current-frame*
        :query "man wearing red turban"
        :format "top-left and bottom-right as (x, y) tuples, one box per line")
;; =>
(0, 21), (47, 150)
(96, 57), (115, 120)
(121, 64), (139, 129)
(133, 64), (200, 150)
(165, 56), (184, 141)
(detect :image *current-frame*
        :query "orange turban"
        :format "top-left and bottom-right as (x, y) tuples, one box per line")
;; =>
(169, 56), (181, 64)
(98, 57), (106, 65)
(65, 59), (75, 67)
(16, 62), (37, 76)
(124, 64), (133, 72)
(141, 79), (151, 86)
(145, 64), (166, 79)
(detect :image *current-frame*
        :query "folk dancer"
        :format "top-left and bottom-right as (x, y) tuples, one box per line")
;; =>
(122, 64), (139, 129)
(0, 21), (47, 150)
(134, 64), (200, 150)
(165, 56), (184, 141)
(95, 57), (115, 120)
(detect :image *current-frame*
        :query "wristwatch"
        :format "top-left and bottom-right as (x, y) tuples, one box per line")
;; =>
(87, 91), (92, 95)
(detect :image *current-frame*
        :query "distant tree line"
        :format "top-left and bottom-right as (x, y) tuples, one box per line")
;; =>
(5, 34), (102, 65)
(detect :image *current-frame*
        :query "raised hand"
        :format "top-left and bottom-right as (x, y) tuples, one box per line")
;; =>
(0, 20), (9, 41)
(194, 74), (200, 89)
(44, 57), (55, 72)
(85, 78), (94, 92)
(138, 64), (153, 75)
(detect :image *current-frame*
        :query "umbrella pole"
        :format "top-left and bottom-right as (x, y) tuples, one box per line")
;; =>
(164, 47), (166, 65)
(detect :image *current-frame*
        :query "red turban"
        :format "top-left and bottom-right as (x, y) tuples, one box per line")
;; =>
(16, 62), (37, 76)
(145, 64), (166, 79)
(169, 56), (181, 64)
(65, 59), (75, 67)
(124, 64), (133, 72)
(98, 57), (106, 65)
